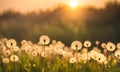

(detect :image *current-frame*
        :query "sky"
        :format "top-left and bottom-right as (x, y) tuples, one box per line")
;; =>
(0, 0), (119, 13)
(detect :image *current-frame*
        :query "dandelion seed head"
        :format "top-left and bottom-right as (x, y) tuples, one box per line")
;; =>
(10, 55), (19, 62)
(31, 51), (38, 57)
(71, 41), (82, 50)
(84, 40), (91, 48)
(41, 52), (47, 57)
(106, 42), (116, 52)
(96, 53), (106, 63)
(6, 39), (17, 48)
(117, 43), (120, 49)
(95, 40), (100, 45)
(101, 43), (106, 48)
(39, 35), (50, 45)
(115, 50), (120, 59)
(2, 58), (9, 64)
(4, 50), (11, 57)
(69, 57), (76, 63)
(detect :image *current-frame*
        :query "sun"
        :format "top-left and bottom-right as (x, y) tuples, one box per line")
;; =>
(69, 0), (78, 8)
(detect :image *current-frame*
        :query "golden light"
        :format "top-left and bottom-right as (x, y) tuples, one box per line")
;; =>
(69, 0), (78, 8)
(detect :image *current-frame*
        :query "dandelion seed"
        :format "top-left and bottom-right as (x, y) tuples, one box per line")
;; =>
(6, 39), (17, 48)
(39, 35), (50, 45)
(84, 40), (91, 48)
(106, 42), (116, 52)
(2, 58), (9, 64)
(71, 41), (82, 50)
(10, 55), (19, 62)
(69, 57), (76, 63)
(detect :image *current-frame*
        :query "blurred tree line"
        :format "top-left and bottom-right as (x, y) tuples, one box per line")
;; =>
(0, 1), (120, 46)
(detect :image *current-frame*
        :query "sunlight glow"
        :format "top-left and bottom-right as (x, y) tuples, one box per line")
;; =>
(69, 0), (78, 8)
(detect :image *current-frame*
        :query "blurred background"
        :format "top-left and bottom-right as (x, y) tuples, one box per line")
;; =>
(0, 0), (120, 46)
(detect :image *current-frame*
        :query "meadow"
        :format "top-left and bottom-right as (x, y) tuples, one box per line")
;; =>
(0, 1), (120, 72)
(0, 35), (120, 72)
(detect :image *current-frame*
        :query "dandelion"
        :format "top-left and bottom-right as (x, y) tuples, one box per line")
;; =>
(81, 48), (88, 54)
(115, 50), (120, 59)
(101, 43), (106, 48)
(6, 39), (17, 48)
(89, 50), (98, 60)
(24, 45), (32, 54)
(39, 35), (50, 45)
(83, 40), (91, 48)
(71, 41), (82, 50)
(41, 52), (47, 57)
(21, 40), (28, 46)
(10, 55), (19, 62)
(13, 46), (19, 52)
(93, 47), (101, 53)
(31, 51), (38, 57)
(96, 53), (106, 63)
(106, 42), (116, 52)
(0, 45), (6, 51)
(81, 53), (90, 62)
(117, 43), (120, 49)
(4, 50), (11, 57)
(52, 40), (57, 45)
(2, 58), (9, 64)
(104, 60), (108, 65)
(95, 40), (100, 45)
(69, 57), (76, 63)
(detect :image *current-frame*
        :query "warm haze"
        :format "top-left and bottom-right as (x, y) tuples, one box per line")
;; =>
(0, 0), (118, 13)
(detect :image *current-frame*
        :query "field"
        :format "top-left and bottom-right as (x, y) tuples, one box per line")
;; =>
(0, 35), (120, 72)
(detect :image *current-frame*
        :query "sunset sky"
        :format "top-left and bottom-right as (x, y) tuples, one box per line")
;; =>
(0, 0), (119, 13)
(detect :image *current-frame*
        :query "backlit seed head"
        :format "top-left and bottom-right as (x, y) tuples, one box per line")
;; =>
(96, 53), (106, 63)
(101, 43), (106, 48)
(81, 48), (88, 54)
(39, 35), (50, 45)
(21, 40), (28, 46)
(115, 50), (120, 59)
(13, 46), (19, 52)
(71, 41), (82, 50)
(41, 52), (47, 57)
(106, 42), (116, 52)
(10, 55), (19, 62)
(31, 51), (38, 57)
(25, 45), (32, 54)
(4, 50), (11, 57)
(117, 43), (120, 49)
(6, 39), (17, 48)
(95, 41), (100, 45)
(0, 45), (6, 51)
(84, 40), (91, 48)
(2, 58), (9, 64)
(69, 57), (76, 63)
